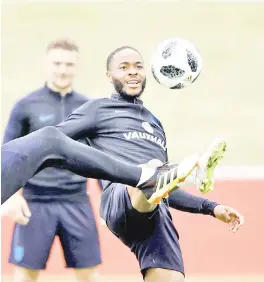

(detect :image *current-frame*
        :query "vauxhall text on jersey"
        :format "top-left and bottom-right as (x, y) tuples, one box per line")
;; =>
(56, 93), (168, 166)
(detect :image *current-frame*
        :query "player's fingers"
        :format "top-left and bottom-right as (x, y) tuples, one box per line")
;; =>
(229, 220), (237, 232)
(21, 200), (31, 218)
(228, 208), (243, 222)
(17, 218), (30, 225)
(238, 215), (245, 226)
(230, 218), (243, 233)
(16, 213), (30, 225)
(231, 212), (244, 227)
(231, 222), (240, 233)
(229, 220), (236, 231)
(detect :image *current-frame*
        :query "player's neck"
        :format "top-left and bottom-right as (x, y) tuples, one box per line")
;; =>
(47, 81), (73, 96)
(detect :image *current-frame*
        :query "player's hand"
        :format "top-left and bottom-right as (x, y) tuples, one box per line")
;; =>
(213, 205), (244, 233)
(3, 193), (31, 225)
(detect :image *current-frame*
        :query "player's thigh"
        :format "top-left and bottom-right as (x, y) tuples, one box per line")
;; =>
(102, 183), (157, 243)
(57, 199), (101, 268)
(74, 266), (100, 282)
(9, 201), (58, 270)
(145, 268), (184, 282)
(131, 203), (185, 279)
(101, 183), (128, 238)
(13, 266), (40, 282)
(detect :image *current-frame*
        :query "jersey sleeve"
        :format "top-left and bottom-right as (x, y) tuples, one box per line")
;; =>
(3, 100), (29, 144)
(168, 189), (218, 216)
(55, 99), (100, 140)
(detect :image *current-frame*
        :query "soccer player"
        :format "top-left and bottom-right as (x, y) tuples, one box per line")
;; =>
(1, 46), (244, 282)
(2, 39), (102, 282)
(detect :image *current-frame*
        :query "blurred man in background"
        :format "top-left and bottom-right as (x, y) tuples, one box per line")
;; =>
(3, 39), (102, 282)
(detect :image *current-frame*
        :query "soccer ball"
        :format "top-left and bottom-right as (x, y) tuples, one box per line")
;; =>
(151, 38), (203, 89)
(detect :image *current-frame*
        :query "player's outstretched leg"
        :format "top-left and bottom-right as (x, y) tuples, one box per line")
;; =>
(1, 126), (149, 204)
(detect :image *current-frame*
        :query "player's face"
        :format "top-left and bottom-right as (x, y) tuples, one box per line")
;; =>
(46, 49), (78, 90)
(107, 49), (146, 98)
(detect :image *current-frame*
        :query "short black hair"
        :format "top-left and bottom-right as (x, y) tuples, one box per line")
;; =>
(106, 46), (141, 71)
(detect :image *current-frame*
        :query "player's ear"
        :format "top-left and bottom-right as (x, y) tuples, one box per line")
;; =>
(106, 71), (113, 84)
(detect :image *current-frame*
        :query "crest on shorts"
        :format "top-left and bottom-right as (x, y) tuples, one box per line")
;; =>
(14, 245), (24, 262)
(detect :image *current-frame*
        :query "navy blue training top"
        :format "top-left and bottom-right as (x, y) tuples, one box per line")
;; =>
(55, 93), (217, 216)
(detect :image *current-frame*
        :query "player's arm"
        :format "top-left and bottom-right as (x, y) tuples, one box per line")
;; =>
(164, 156), (218, 216)
(168, 190), (244, 232)
(55, 99), (100, 140)
(168, 189), (218, 216)
(3, 100), (29, 144)
(2, 101), (31, 224)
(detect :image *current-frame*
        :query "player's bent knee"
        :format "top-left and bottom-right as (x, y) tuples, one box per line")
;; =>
(145, 268), (184, 282)
(41, 126), (63, 141)
(74, 266), (100, 282)
(40, 126), (66, 151)
(13, 266), (40, 282)
(127, 186), (157, 213)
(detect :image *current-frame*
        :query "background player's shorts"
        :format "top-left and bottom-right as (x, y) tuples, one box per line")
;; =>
(101, 183), (184, 277)
(9, 198), (101, 269)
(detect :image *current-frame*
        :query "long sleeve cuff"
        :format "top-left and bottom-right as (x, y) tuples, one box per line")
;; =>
(168, 188), (219, 216)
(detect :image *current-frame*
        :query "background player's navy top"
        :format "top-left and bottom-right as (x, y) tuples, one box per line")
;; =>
(3, 85), (89, 202)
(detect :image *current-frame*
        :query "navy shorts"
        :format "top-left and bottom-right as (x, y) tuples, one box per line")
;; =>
(101, 183), (184, 277)
(9, 198), (101, 269)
